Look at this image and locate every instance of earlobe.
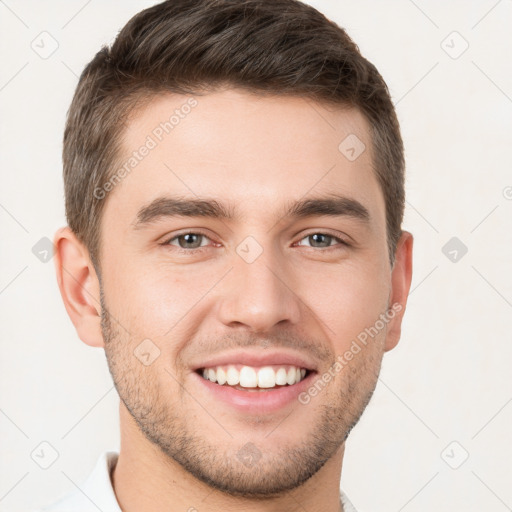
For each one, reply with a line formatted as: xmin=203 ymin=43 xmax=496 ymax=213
xmin=53 ymin=226 xmax=105 ymax=348
xmin=384 ymin=230 xmax=414 ymax=352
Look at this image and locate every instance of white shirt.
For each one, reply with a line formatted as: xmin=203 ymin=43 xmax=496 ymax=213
xmin=33 ymin=451 xmax=121 ymax=512
xmin=34 ymin=451 xmax=357 ymax=512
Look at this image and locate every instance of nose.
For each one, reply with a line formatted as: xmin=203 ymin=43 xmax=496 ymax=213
xmin=216 ymin=242 xmax=301 ymax=332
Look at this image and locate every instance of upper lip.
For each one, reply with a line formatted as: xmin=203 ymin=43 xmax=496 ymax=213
xmin=192 ymin=350 xmax=318 ymax=372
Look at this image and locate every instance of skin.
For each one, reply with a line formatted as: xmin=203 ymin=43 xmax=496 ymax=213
xmin=54 ymin=88 xmax=413 ymax=512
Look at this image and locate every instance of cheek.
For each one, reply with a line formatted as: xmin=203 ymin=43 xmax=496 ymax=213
xmin=104 ymin=248 xmax=389 ymax=348
xmin=106 ymin=264 xmax=214 ymax=341
xmin=306 ymin=262 xmax=389 ymax=348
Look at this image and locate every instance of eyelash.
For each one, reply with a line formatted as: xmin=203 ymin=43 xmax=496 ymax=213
xmin=161 ymin=230 xmax=350 ymax=254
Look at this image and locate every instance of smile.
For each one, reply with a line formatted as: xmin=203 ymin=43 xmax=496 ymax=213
xmin=197 ymin=364 xmax=310 ymax=391
xmin=193 ymin=364 xmax=317 ymax=414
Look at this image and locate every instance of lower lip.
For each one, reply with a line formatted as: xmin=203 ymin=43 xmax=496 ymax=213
xmin=192 ymin=371 xmax=316 ymax=414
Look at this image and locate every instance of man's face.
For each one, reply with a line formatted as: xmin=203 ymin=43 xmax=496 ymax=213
xmin=98 ymin=89 xmax=402 ymax=496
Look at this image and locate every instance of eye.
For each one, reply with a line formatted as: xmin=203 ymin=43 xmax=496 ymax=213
xmin=295 ymin=232 xmax=349 ymax=249
xmin=163 ymin=231 xmax=213 ymax=250
xmin=160 ymin=230 xmax=349 ymax=254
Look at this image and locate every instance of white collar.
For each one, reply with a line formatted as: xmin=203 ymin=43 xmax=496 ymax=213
xmin=35 ymin=451 xmax=121 ymax=512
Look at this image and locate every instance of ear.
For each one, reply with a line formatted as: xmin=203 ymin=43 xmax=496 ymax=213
xmin=384 ymin=230 xmax=413 ymax=352
xmin=53 ymin=226 xmax=104 ymax=348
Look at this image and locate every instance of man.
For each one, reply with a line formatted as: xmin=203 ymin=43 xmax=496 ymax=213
xmin=41 ymin=0 xmax=413 ymax=510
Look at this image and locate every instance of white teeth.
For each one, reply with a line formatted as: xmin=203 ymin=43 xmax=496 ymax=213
xmin=286 ymin=367 xmax=296 ymax=385
xmin=240 ymin=366 xmax=258 ymax=387
xmin=226 ymin=365 xmax=240 ymax=386
xmin=257 ymin=366 xmax=276 ymax=388
xmin=200 ymin=364 xmax=308 ymax=389
xmin=216 ymin=367 xmax=227 ymax=385
xmin=275 ymin=368 xmax=288 ymax=385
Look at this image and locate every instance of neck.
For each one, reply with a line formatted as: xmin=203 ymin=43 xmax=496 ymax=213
xmin=112 ymin=403 xmax=347 ymax=512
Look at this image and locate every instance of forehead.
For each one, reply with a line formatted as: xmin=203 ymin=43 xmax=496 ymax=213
xmin=104 ymin=88 xmax=385 ymax=232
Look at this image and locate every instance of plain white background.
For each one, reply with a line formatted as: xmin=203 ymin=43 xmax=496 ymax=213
xmin=1 ymin=1 xmax=511 ymax=511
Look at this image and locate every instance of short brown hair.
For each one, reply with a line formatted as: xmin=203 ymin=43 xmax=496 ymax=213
xmin=63 ymin=0 xmax=405 ymax=273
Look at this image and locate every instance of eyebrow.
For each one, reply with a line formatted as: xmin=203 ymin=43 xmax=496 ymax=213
xmin=132 ymin=193 xmax=371 ymax=229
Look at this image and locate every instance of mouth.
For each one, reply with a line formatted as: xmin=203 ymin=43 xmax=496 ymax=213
xmin=195 ymin=364 xmax=313 ymax=392
xmin=192 ymin=358 xmax=318 ymax=414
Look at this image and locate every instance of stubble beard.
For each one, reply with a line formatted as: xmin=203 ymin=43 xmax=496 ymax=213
xmin=100 ymin=291 xmax=381 ymax=498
